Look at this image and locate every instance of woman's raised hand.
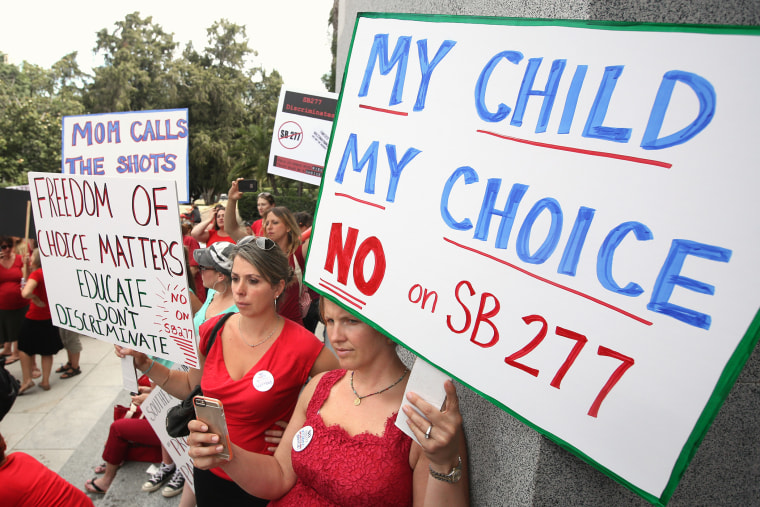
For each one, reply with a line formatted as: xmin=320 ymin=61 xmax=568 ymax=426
xmin=402 ymin=380 xmax=464 ymax=470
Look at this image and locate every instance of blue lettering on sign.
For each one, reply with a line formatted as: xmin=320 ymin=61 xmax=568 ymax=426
xmin=474 ymin=51 xmax=523 ymax=122
xmin=385 ymin=144 xmax=421 ymax=202
xmin=582 ymin=65 xmax=632 ymax=143
xmin=558 ymin=65 xmax=588 ymax=135
xmin=71 ymin=121 xmax=121 ymax=146
xmin=335 ymin=134 xmax=419 ymax=202
xmin=440 ymin=166 xmax=479 ymax=231
xmin=474 ymin=181 xmax=529 ymax=250
xmin=335 ymin=133 xmax=380 ymax=194
xmin=414 ymin=39 xmax=457 ymax=111
xmin=510 ymin=58 xmax=567 ymax=133
xmin=470 ymin=54 xmax=715 ymax=149
xmin=597 ymin=221 xmax=653 ymax=296
xmin=640 ymin=71 xmax=716 ymax=150
xmin=647 ymin=240 xmax=731 ymax=329
xmin=439 ymin=166 xmax=733 ymax=329
xmin=516 ymin=198 xmax=563 ymax=264
xmin=358 ymin=34 xmax=412 ymax=106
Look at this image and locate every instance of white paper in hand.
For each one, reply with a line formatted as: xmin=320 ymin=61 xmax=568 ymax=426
xmin=395 ymin=358 xmax=450 ymax=446
xmin=121 ymin=356 xmax=139 ymax=393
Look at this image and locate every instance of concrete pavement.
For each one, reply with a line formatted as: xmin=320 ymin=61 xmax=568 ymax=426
xmin=2 ymin=336 xmax=182 ymax=506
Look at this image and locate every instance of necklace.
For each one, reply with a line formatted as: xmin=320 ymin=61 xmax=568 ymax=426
xmin=238 ymin=315 xmax=280 ymax=348
xmin=350 ymin=368 xmax=409 ymax=406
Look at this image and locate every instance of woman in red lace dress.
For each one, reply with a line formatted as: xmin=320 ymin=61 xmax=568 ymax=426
xmin=188 ymin=298 xmax=470 ymax=506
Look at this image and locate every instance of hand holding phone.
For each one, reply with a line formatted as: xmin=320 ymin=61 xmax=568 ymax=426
xmin=193 ymin=396 xmax=233 ymax=460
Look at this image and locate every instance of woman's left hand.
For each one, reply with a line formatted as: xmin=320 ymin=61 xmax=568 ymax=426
xmin=264 ymin=420 xmax=288 ymax=453
xmin=402 ymin=379 xmax=464 ymax=469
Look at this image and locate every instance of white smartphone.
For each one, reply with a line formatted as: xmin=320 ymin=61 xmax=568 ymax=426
xmin=193 ymin=396 xmax=232 ymax=460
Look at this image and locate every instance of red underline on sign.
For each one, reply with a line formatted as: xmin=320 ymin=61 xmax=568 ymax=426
xmin=335 ymin=193 xmax=386 ymax=210
xmin=319 ymin=278 xmax=366 ymax=310
xmin=359 ymin=104 xmax=409 ymax=116
xmin=476 ymin=130 xmax=672 ymax=169
xmin=443 ymin=237 xmax=653 ymax=326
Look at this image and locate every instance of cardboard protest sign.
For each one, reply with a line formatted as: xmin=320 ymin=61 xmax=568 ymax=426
xmin=0 ymin=188 xmax=35 ymax=238
xmin=268 ymin=88 xmax=338 ymax=185
xmin=61 ymin=109 xmax=190 ymax=203
xmin=28 ymin=172 xmax=199 ymax=368
xmin=304 ymin=14 xmax=760 ymax=505
xmin=143 ymin=384 xmax=194 ymax=491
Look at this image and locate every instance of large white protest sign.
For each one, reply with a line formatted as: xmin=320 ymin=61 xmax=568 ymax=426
xmin=28 ymin=172 xmax=199 ymax=368
xmin=304 ymin=15 xmax=760 ymax=505
xmin=268 ymin=88 xmax=338 ymax=185
xmin=62 ymin=109 xmax=190 ymax=203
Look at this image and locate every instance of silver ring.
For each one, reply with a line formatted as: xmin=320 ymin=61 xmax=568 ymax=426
xmin=425 ymin=424 xmax=433 ymax=439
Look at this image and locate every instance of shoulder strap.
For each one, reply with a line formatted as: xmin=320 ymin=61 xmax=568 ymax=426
xmin=204 ymin=312 xmax=234 ymax=355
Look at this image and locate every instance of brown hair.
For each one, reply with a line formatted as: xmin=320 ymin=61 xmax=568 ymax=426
xmin=266 ymin=207 xmax=301 ymax=257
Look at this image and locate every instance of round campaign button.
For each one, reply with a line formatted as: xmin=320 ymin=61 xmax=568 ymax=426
xmin=252 ymin=370 xmax=274 ymax=392
xmin=292 ymin=426 xmax=314 ymax=452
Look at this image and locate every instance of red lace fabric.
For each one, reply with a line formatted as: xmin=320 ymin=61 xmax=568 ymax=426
xmin=270 ymin=369 xmax=414 ymax=506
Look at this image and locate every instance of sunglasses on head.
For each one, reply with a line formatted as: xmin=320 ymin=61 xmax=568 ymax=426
xmin=198 ymin=265 xmax=214 ymax=272
xmin=238 ymin=236 xmax=276 ymax=251
xmin=258 ymin=192 xmax=272 ymax=198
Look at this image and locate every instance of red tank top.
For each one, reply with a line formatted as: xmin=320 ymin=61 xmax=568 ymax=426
xmin=271 ymin=370 xmax=414 ymax=506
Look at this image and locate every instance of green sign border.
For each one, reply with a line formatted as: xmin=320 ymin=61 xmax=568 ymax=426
xmin=305 ymin=13 xmax=760 ymax=506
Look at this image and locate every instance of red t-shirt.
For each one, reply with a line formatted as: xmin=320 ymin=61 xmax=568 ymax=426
xmin=0 ymin=255 xmax=26 ymax=310
xmin=183 ymin=235 xmax=206 ymax=302
xmin=205 ymin=229 xmax=234 ymax=247
xmin=252 ymin=218 xmax=264 ymax=236
xmin=25 ymin=268 xmax=50 ymax=320
xmin=0 ymin=452 xmax=94 ymax=507
xmin=199 ymin=315 xmax=323 ymax=481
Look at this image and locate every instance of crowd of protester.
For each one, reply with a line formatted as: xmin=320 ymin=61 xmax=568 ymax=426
xmin=0 ymin=180 xmax=471 ymax=506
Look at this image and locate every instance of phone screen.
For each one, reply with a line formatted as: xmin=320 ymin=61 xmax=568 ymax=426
xmin=193 ymin=396 xmax=232 ymax=459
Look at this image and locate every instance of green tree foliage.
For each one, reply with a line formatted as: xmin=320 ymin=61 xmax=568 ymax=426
xmin=85 ymin=12 xmax=179 ymax=113
xmin=0 ymin=52 xmax=85 ymax=184
xmin=0 ymin=9 xmax=332 ymax=199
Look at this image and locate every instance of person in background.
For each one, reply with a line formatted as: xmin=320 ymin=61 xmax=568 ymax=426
xmin=17 ymin=249 xmax=62 ymax=394
xmin=192 ymin=242 xmax=238 ymax=332
xmin=55 ymin=328 xmax=84 ymax=379
xmin=293 ymin=211 xmax=312 ymax=232
xmin=292 ymin=211 xmax=320 ymax=332
xmin=192 ymin=205 xmax=233 ymax=247
xmin=1 ymin=432 xmax=94 ymax=506
xmin=223 ymin=178 xmax=258 ymax=241
xmin=83 ymin=379 xmax=183 ymax=496
xmin=182 ymin=220 xmax=206 ymax=304
xmin=265 ymin=207 xmax=310 ymax=327
xmin=188 ymin=297 xmax=469 ymax=506
xmin=182 ymin=203 xmax=201 ymax=224
xmin=253 ymin=191 xmax=276 ymax=236
xmin=117 ymin=237 xmax=338 ymax=506
xmin=0 ymin=236 xmax=27 ymax=365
